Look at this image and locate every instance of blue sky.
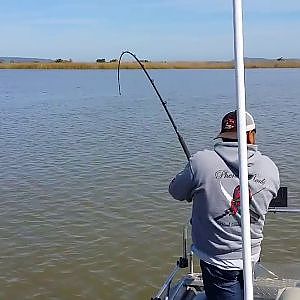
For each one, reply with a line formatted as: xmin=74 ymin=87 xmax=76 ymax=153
xmin=1 ymin=0 xmax=299 ymax=61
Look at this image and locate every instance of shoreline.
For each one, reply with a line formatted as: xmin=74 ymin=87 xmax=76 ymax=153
xmin=1 ymin=60 xmax=300 ymax=70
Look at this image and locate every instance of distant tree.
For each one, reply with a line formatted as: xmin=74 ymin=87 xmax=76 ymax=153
xmin=55 ymin=58 xmax=72 ymax=63
xmin=109 ymin=59 xmax=118 ymax=63
xmin=96 ymin=58 xmax=106 ymax=63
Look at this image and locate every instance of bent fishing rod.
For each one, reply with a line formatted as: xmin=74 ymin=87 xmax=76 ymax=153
xmin=117 ymin=51 xmax=191 ymax=161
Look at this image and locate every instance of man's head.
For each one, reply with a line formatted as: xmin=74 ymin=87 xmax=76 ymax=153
xmin=216 ymin=110 xmax=256 ymax=144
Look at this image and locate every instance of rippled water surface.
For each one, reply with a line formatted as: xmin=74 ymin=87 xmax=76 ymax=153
xmin=0 ymin=69 xmax=299 ymax=299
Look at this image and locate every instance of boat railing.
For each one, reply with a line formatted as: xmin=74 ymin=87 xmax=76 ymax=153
xmin=151 ymin=224 xmax=191 ymax=300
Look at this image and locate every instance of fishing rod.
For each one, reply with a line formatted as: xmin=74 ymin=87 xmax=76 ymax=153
xmin=117 ymin=50 xmax=191 ymax=161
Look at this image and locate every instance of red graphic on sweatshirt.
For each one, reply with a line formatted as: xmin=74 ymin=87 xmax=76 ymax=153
xmin=230 ymin=186 xmax=241 ymax=215
xmin=214 ymin=183 xmax=264 ymax=225
xmin=230 ymin=185 xmax=253 ymax=215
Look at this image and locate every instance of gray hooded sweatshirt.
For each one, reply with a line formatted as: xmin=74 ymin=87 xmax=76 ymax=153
xmin=169 ymin=142 xmax=280 ymax=267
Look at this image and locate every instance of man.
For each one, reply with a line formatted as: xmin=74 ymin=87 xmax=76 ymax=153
xmin=169 ymin=111 xmax=280 ymax=300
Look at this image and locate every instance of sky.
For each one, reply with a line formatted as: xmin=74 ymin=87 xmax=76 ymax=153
xmin=0 ymin=0 xmax=300 ymax=61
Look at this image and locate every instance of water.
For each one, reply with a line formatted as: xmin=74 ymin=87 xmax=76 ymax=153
xmin=0 ymin=69 xmax=299 ymax=299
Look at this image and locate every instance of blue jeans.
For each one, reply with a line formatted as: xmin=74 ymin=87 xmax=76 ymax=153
xmin=200 ymin=260 xmax=244 ymax=300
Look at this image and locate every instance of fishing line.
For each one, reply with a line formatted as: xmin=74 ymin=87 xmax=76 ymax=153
xmin=117 ymin=50 xmax=191 ymax=160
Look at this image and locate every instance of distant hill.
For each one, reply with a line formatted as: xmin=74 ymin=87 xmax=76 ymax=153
xmin=244 ymin=57 xmax=273 ymax=62
xmin=245 ymin=57 xmax=300 ymax=61
xmin=0 ymin=57 xmax=53 ymax=63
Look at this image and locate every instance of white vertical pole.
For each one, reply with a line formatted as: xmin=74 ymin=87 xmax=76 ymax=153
xmin=232 ymin=1 xmax=254 ymax=300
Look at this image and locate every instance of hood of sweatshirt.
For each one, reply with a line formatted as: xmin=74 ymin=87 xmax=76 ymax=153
xmin=214 ymin=142 xmax=259 ymax=177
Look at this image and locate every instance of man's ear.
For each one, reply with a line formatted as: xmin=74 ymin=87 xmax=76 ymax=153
xmin=247 ymin=131 xmax=256 ymax=144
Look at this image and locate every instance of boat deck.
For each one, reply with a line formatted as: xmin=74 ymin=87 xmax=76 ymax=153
xmin=164 ymin=272 xmax=300 ymax=300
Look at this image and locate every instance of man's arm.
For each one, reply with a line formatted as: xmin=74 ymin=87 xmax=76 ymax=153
xmin=169 ymin=162 xmax=195 ymax=201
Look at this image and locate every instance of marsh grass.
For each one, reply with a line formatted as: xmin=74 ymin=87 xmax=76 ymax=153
xmin=1 ymin=60 xmax=300 ymax=70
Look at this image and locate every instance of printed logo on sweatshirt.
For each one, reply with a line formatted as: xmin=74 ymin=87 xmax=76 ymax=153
xmin=214 ymin=183 xmax=263 ymax=226
xmin=215 ymin=170 xmax=266 ymax=185
xmin=249 ymin=174 xmax=266 ymax=185
xmin=215 ymin=170 xmax=237 ymax=179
